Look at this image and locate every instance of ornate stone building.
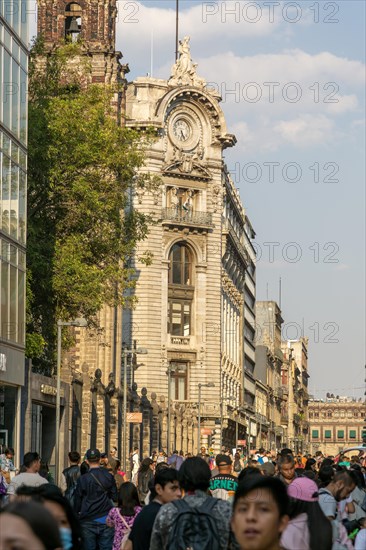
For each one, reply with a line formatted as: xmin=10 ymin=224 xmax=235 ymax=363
xmin=309 ymin=397 xmax=366 ymax=456
xmin=123 ymin=37 xmax=256 ymax=456
xmin=30 ymin=0 xmax=128 ymax=472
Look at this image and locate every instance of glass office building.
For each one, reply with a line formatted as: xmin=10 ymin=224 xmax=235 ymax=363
xmin=0 ymin=0 xmax=28 ymax=462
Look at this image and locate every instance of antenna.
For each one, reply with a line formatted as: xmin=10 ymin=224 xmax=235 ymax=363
xmin=279 ymin=276 xmax=282 ymax=309
xmin=175 ymin=0 xmax=179 ymax=61
xmin=150 ymin=28 xmax=154 ymax=77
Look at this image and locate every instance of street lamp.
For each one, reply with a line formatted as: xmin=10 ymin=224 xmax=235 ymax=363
xmin=56 ymin=318 xmax=87 ymax=485
xmin=121 ymin=346 xmax=148 ymax=473
xmin=197 ymin=382 xmax=215 ymax=454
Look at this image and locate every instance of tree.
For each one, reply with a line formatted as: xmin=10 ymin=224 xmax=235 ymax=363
xmin=26 ymin=40 xmax=159 ymax=373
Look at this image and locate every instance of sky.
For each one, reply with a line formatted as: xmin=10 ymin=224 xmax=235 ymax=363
xmin=29 ymin=1 xmax=366 ymax=399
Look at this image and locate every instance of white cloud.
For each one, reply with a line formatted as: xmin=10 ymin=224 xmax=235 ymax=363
xmin=274 ymin=115 xmax=336 ymax=148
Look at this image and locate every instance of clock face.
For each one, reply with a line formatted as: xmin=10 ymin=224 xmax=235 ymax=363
xmin=173 ymin=119 xmax=191 ymax=142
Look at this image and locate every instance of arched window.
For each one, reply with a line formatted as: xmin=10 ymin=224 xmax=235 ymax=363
xmin=168 ymin=243 xmax=194 ymax=337
xmin=169 ymin=243 xmax=191 ymax=285
xmin=65 ymin=3 xmax=82 ymax=42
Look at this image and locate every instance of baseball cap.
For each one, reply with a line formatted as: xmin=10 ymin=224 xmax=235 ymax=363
xmin=100 ymin=452 xmax=108 ymax=458
xmin=287 ymin=477 xmax=319 ymax=502
xmin=86 ymin=449 xmax=101 ymax=460
xmin=216 ymin=454 xmax=232 ymax=466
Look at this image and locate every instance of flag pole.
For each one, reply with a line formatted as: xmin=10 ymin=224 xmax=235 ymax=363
xmin=175 ymin=0 xmax=179 ymax=60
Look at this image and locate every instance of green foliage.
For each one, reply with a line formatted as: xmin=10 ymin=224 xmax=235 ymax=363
xmin=27 ymin=38 xmax=159 ymax=372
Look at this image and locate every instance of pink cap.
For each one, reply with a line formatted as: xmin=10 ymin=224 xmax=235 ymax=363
xmin=287 ymin=477 xmax=319 ymax=502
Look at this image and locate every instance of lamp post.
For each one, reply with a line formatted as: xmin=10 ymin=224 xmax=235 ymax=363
xmin=197 ymin=382 xmax=215 ymax=454
xmin=56 ymin=318 xmax=87 ymax=485
xmin=121 ymin=346 xmax=148 ymax=473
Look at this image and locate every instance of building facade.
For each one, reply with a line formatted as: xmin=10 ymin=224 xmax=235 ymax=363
xmin=255 ymin=301 xmax=286 ymax=449
xmin=309 ymin=397 xmax=366 ymax=456
xmin=123 ymin=39 xmax=256 ymax=456
xmin=0 ymin=0 xmax=28 ymax=466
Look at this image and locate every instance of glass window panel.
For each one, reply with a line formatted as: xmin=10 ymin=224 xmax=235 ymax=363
xmin=4 ymin=27 xmax=11 ymax=49
xmin=0 ymin=49 xmax=2 ymax=124
xmin=324 ymin=430 xmax=331 ymax=438
xmin=11 ymin=59 xmax=19 ymax=136
xmin=2 ymin=134 xmax=10 ymax=156
xmin=18 ymin=250 xmax=25 ymax=268
xmin=10 ymin=162 xmax=18 ymax=239
xmin=2 ymin=155 xmax=11 ymax=233
xmin=177 ymin=377 xmax=186 ymax=400
xmin=19 ymin=68 xmax=27 ymax=144
xmin=19 ymin=148 xmax=26 ymax=169
xmin=9 ymin=244 xmax=16 ymax=264
xmin=10 ymin=142 xmax=18 ymax=163
xmin=12 ymin=40 xmax=20 ymax=62
xmin=12 ymin=0 xmax=20 ymax=36
xmin=18 ymin=169 xmax=26 ymax=243
xmin=337 ymin=430 xmax=344 ymax=438
xmin=183 ymin=304 xmax=190 ymax=336
xmin=311 ymin=430 xmax=318 ymax=438
xmin=20 ymin=1 xmax=28 ymax=44
xmin=1 ymin=261 xmax=9 ymax=338
xmin=3 ymin=50 xmax=11 ymax=129
xmin=9 ymin=265 xmax=17 ymax=341
xmin=172 ymin=261 xmax=181 ymax=284
xmin=20 ymin=47 xmax=27 ymax=71
xmin=0 ymin=385 xmax=18 ymax=449
xmin=172 ymin=245 xmax=181 ymax=262
xmin=349 ymin=430 xmax=356 ymax=438
xmin=18 ymin=269 xmax=24 ymax=343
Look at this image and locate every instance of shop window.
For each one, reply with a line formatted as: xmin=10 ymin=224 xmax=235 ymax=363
xmin=0 ymin=384 xmax=18 ymax=452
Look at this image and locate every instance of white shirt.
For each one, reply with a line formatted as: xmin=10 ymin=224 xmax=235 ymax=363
xmin=7 ymin=472 xmax=48 ymax=495
xmin=355 ymin=529 xmax=366 ymax=550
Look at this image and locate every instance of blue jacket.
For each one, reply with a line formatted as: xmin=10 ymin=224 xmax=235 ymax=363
xmin=73 ymin=467 xmax=118 ymax=521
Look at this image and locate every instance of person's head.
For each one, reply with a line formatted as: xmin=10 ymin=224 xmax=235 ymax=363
xmin=328 ymin=470 xmax=356 ymax=501
xmin=280 ymin=448 xmax=293 ymax=457
xmin=172 ymin=449 xmax=178 ymax=455
xmin=231 ymin=476 xmax=289 ymax=550
xmin=85 ymin=449 xmax=101 ymax=465
xmin=68 ymin=451 xmax=80 ymax=465
xmin=287 ymin=477 xmax=332 ymax=550
xmin=23 ymin=452 xmax=41 ymax=473
xmin=200 ymin=446 xmax=207 ymax=455
xmin=318 ymin=465 xmax=335 ymax=487
xmin=278 ymin=454 xmax=296 ymax=483
xmin=216 ymin=454 xmax=232 ymax=474
xmin=110 ymin=446 xmax=117 ymax=458
xmin=155 ymin=461 xmax=170 ymax=474
xmin=35 ymin=484 xmax=82 ymax=550
xmin=305 ymin=458 xmax=317 ymax=471
xmin=321 ymin=457 xmax=334 ymax=468
xmin=0 ymin=501 xmax=62 ymax=550
xmin=100 ymin=452 xmax=108 ymax=465
xmin=349 ymin=467 xmax=366 ymax=489
xmin=4 ymin=447 xmax=14 ymax=459
xmin=258 ymin=448 xmax=265 ymax=455
xmin=139 ymin=457 xmax=154 ymax=473
xmin=151 ymin=467 xmax=181 ymax=504
xmin=118 ymin=482 xmax=140 ymax=516
xmin=260 ymin=463 xmax=275 ymax=477
xmin=238 ymin=467 xmax=263 ymax=483
xmin=179 ymin=457 xmax=211 ymax=492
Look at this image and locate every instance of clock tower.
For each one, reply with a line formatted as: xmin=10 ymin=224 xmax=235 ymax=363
xmin=37 ymin=0 xmax=128 ymax=84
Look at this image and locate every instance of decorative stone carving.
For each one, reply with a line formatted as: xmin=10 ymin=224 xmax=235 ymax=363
xmin=163 ymin=146 xmax=210 ymax=179
xmin=169 ymin=36 xmax=206 ymax=89
xmin=211 ymin=184 xmax=222 ymax=213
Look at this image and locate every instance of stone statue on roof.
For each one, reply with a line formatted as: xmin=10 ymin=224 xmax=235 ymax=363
xmin=169 ymin=36 xmax=206 ymax=88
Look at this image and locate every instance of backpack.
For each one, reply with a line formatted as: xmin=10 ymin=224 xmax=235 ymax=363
xmin=118 ymin=511 xmax=131 ymax=550
xmin=257 ymin=456 xmax=264 ymax=465
xmin=166 ymin=497 xmax=220 ymax=550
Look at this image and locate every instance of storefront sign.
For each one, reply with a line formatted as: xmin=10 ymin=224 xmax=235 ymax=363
xmin=237 ymin=439 xmax=246 ymax=445
xmin=40 ymin=384 xmax=64 ymax=397
xmin=201 ymin=428 xmax=213 ymax=435
xmin=126 ymin=412 xmax=142 ymax=423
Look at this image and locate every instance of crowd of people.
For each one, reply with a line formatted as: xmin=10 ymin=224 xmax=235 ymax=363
xmin=0 ymin=444 xmax=366 ymax=549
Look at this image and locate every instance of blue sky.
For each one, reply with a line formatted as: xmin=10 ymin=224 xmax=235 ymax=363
xmin=30 ymin=1 xmax=365 ymax=397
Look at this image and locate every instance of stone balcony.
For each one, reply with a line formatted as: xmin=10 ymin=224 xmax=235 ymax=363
xmin=161 ymin=207 xmax=213 ymax=229
xmin=170 ymin=335 xmax=191 ymax=346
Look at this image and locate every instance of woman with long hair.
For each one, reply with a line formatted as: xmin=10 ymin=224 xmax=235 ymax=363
xmin=136 ymin=458 xmax=154 ymax=503
xmin=106 ymin=482 xmax=141 ymax=550
xmin=281 ymin=477 xmax=332 ymax=550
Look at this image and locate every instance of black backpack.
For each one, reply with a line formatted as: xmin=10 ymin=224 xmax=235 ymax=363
xmin=166 ymin=497 xmax=221 ymax=550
